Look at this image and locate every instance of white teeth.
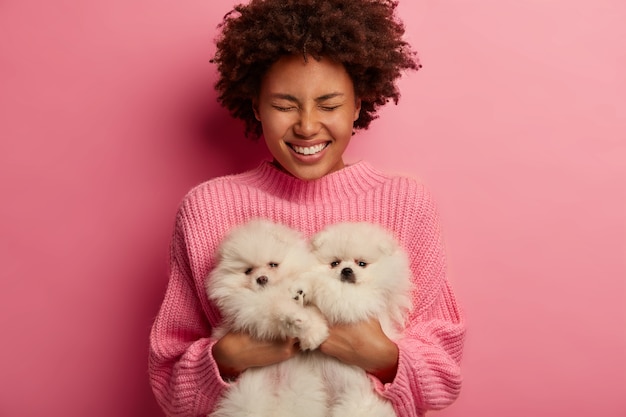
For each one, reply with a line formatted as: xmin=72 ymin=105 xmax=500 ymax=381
xmin=292 ymin=143 xmax=327 ymax=155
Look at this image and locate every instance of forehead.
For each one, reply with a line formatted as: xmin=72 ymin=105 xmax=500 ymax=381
xmin=260 ymin=55 xmax=355 ymax=97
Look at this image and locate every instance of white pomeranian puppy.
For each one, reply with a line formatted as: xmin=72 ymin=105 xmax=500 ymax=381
xmin=206 ymin=219 xmax=329 ymax=417
xmin=306 ymin=221 xmax=413 ymax=417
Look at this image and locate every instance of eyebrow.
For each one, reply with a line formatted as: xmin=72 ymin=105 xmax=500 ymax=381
xmin=270 ymin=92 xmax=345 ymax=104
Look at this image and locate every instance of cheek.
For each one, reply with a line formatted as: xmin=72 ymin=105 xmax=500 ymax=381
xmin=327 ymin=113 xmax=356 ymax=136
xmin=260 ymin=113 xmax=293 ymax=136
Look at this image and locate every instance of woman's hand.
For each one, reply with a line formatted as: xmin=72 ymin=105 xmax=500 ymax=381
xmin=212 ymin=332 xmax=300 ymax=380
xmin=319 ymin=318 xmax=399 ymax=383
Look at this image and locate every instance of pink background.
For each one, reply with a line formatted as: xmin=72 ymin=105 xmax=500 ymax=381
xmin=1 ymin=0 xmax=624 ymax=416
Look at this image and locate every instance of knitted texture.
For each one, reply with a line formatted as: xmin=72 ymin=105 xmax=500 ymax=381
xmin=149 ymin=161 xmax=465 ymax=417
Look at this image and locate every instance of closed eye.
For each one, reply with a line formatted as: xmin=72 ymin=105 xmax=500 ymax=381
xmin=244 ymin=267 xmax=253 ymax=275
xmin=272 ymin=105 xmax=295 ymax=112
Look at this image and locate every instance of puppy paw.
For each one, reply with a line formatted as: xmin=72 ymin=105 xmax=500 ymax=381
xmin=277 ymin=307 xmax=308 ymax=336
xmin=296 ymin=309 xmax=329 ymax=351
xmin=289 ymin=277 xmax=314 ymax=307
xmin=292 ymin=289 xmax=306 ymax=307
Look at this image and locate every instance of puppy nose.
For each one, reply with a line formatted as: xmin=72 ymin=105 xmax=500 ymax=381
xmin=340 ymin=267 xmax=355 ymax=283
xmin=256 ymin=275 xmax=268 ymax=286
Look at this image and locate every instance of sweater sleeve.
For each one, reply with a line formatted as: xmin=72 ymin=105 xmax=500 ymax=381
xmin=148 ymin=214 xmax=229 ymax=417
xmin=373 ymin=184 xmax=465 ymax=416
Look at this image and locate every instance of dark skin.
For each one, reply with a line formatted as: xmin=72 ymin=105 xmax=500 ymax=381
xmin=212 ymin=317 xmax=399 ymax=383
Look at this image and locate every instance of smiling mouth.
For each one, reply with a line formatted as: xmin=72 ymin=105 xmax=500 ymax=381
xmin=289 ymin=142 xmax=329 ymax=156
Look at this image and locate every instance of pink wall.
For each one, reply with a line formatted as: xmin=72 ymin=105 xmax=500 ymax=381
xmin=1 ymin=1 xmax=624 ymax=416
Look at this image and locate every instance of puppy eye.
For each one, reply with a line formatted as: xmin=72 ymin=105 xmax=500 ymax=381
xmin=330 ymin=260 xmax=340 ymax=268
xmin=357 ymin=261 xmax=367 ymax=268
xmin=244 ymin=268 xmax=253 ymax=275
xmin=268 ymin=262 xmax=279 ymax=268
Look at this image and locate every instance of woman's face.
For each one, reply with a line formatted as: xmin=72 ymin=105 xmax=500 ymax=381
xmin=253 ymin=55 xmax=361 ymax=181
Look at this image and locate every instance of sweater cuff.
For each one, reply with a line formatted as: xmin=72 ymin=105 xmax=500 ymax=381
xmin=186 ymin=338 xmax=233 ymax=413
xmin=373 ymin=340 xmax=462 ymax=412
xmin=206 ymin=337 xmax=237 ymax=386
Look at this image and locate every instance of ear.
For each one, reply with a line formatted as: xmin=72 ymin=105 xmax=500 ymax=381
xmin=252 ymin=99 xmax=261 ymax=121
xmin=353 ymin=98 xmax=362 ymax=122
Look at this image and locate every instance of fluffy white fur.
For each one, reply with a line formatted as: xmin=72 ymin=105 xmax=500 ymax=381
xmin=206 ymin=219 xmax=329 ymax=417
xmin=206 ymin=220 xmax=412 ymax=417
xmin=305 ymin=221 xmax=413 ymax=417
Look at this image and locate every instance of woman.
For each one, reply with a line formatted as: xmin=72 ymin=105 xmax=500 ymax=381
xmin=149 ymin=1 xmax=465 ymax=416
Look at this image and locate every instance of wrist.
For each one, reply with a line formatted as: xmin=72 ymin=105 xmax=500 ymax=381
xmin=367 ymin=340 xmax=399 ymax=384
xmin=212 ymin=335 xmax=245 ymax=379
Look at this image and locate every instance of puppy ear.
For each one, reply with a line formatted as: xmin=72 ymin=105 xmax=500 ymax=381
xmin=309 ymin=231 xmax=326 ymax=252
xmin=377 ymin=235 xmax=397 ymax=256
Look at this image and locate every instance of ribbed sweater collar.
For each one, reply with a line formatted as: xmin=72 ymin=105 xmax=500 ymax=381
xmin=237 ymin=160 xmax=390 ymax=204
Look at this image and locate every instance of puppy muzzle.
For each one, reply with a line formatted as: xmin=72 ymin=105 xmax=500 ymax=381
xmin=340 ymin=267 xmax=356 ymax=284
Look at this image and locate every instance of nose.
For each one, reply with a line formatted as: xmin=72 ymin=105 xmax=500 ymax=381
xmin=294 ymin=108 xmax=320 ymax=138
xmin=256 ymin=275 xmax=268 ymax=286
xmin=340 ymin=267 xmax=355 ymax=283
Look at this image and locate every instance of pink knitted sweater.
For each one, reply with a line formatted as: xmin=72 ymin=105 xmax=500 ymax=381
xmin=149 ymin=160 xmax=465 ymax=417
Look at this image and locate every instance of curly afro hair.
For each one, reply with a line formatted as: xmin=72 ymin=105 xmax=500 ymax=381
xmin=212 ymin=0 xmax=420 ymax=139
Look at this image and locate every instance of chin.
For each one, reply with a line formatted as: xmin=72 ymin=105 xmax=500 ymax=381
xmin=270 ymin=152 xmax=345 ymax=181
